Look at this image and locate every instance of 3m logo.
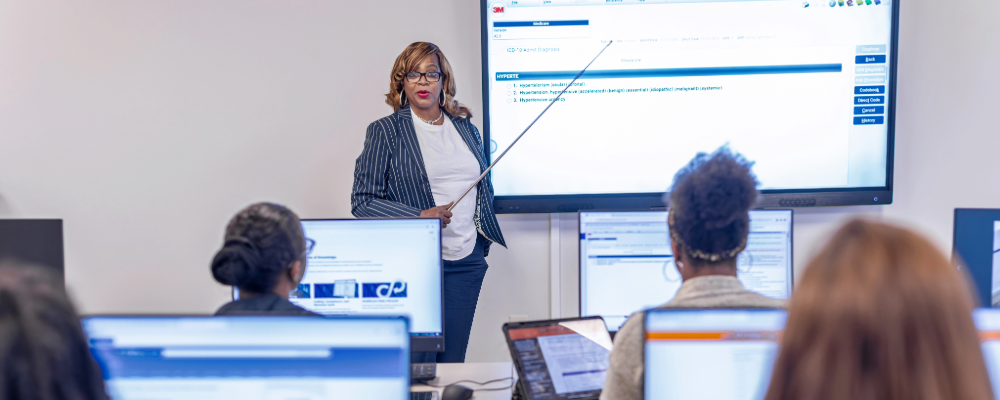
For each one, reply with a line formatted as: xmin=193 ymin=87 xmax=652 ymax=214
xmin=491 ymin=1 xmax=505 ymax=15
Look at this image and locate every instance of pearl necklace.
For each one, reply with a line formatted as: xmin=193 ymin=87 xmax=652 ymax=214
xmin=417 ymin=110 xmax=444 ymax=125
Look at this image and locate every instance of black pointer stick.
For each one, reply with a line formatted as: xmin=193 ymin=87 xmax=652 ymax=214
xmin=447 ymin=40 xmax=614 ymax=211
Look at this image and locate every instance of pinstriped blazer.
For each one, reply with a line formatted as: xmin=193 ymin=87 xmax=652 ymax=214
xmin=351 ymin=106 xmax=506 ymax=255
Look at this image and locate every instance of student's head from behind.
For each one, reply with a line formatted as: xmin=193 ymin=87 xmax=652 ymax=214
xmin=211 ymin=203 xmax=311 ymax=298
xmin=665 ymin=146 xmax=758 ymax=279
xmin=764 ymin=219 xmax=993 ymax=400
xmin=0 ymin=261 xmax=108 ymax=400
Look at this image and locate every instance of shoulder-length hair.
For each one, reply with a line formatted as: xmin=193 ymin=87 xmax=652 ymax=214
xmin=385 ymin=42 xmax=472 ymax=118
xmin=764 ymin=219 xmax=993 ymax=400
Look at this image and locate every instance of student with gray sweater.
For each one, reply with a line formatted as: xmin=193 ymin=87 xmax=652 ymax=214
xmin=600 ymin=147 xmax=785 ymax=400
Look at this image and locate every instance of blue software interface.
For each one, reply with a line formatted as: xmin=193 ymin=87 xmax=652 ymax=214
xmin=644 ymin=309 xmax=787 ymax=400
xmin=236 ymin=219 xmax=443 ymax=337
xmin=485 ymin=0 xmax=894 ymax=196
xmin=580 ymin=210 xmax=792 ymax=331
xmin=83 ymin=316 xmax=410 ymax=400
xmin=974 ymin=309 xmax=1000 ymax=400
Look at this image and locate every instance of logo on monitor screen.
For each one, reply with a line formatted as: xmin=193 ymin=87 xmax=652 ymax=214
xmin=363 ymin=282 xmax=408 ymax=298
xmin=491 ymin=1 xmax=505 ymax=16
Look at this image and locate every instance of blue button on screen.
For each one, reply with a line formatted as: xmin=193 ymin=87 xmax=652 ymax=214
xmin=855 ymin=55 xmax=887 ymax=64
xmin=854 ymin=96 xmax=885 ymax=104
xmin=854 ymin=106 xmax=884 ymax=115
xmin=853 ymin=116 xmax=885 ymax=125
xmin=854 ymin=86 xmax=885 ymax=94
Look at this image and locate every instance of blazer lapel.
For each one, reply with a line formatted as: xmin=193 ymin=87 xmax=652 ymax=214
xmin=395 ymin=106 xmax=431 ymax=180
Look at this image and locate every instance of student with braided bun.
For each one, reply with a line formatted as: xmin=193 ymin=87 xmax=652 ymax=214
xmin=599 ymin=147 xmax=784 ymax=400
xmin=212 ymin=202 xmax=319 ymax=316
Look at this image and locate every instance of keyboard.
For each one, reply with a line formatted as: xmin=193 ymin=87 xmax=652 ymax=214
xmin=411 ymin=362 xmax=437 ymax=381
xmin=410 ymin=392 xmax=437 ymax=400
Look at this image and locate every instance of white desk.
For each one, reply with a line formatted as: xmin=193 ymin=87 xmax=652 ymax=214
xmin=411 ymin=362 xmax=517 ymax=400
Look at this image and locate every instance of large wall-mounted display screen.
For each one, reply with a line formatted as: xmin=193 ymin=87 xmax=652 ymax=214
xmin=481 ymin=0 xmax=898 ymax=212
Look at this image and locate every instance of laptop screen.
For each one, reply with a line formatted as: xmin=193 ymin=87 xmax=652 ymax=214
xmin=974 ymin=308 xmax=1000 ymax=399
xmin=505 ymin=318 xmax=613 ymax=400
xmin=644 ymin=309 xmax=787 ymax=400
xmin=580 ymin=210 xmax=793 ymax=331
xmin=83 ymin=316 xmax=410 ymax=400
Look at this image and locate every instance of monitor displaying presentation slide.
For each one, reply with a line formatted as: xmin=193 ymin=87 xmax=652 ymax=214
xmin=580 ymin=210 xmax=792 ymax=332
xmin=953 ymin=209 xmax=1000 ymax=307
xmin=83 ymin=316 xmax=410 ymax=400
xmin=644 ymin=309 xmax=787 ymax=400
xmin=482 ymin=0 xmax=897 ymax=212
xmin=233 ymin=218 xmax=444 ymax=351
xmin=974 ymin=309 xmax=1000 ymax=400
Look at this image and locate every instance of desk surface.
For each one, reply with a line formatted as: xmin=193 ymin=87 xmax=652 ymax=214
xmin=411 ymin=362 xmax=516 ymax=400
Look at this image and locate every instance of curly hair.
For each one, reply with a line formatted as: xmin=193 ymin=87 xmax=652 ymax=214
xmin=211 ymin=203 xmax=306 ymax=294
xmin=384 ymin=42 xmax=472 ymax=117
xmin=0 ymin=261 xmax=109 ymax=400
xmin=665 ymin=146 xmax=759 ymax=263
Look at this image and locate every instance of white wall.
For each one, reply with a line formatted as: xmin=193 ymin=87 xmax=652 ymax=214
xmin=1 ymin=0 xmax=998 ymax=363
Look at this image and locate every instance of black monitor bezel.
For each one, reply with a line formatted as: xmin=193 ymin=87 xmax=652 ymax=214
xmin=233 ymin=217 xmax=445 ymax=353
xmin=479 ymin=0 xmax=899 ymax=213
xmin=577 ymin=208 xmax=795 ymax=332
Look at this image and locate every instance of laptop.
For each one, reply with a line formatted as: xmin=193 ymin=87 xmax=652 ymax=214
xmin=974 ymin=308 xmax=1000 ymax=399
xmin=83 ymin=316 xmax=410 ymax=400
xmin=644 ymin=309 xmax=787 ymax=400
xmin=503 ymin=316 xmax=613 ymax=400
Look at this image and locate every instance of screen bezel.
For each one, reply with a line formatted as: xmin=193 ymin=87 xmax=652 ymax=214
xmin=231 ymin=217 xmax=445 ymax=353
xmin=502 ymin=316 xmax=610 ymax=400
xmin=479 ymin=0 xmax=899 ymax=212
xmin=577 ymin=209 xmax=795 ymax=332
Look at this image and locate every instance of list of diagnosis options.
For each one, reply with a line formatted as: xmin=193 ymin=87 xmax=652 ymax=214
xmin=853 ymin=44 xmax=888 ymax=125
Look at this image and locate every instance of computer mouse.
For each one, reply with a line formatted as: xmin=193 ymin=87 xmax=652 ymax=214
xmin=441 ymin=384 xmax=474 ymax=400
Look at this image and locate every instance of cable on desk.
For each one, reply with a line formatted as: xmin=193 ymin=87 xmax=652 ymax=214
xmin=415 ymin=376 xmax=515 ymax=391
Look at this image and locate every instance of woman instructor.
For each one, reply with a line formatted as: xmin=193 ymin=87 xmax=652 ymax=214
xmin=351 ymin=42 xmax=506 ymax=363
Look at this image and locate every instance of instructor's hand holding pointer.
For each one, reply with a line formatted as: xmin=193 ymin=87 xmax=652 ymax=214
xmin=421 ymin=202 xmax=453 ymax=227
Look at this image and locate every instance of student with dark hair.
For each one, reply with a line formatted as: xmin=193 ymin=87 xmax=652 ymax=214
xmin=600 ymin=147 xmax=784 ymax=400
xmin=212 ymin=202 xmax=319 ymax=316
xmin=0 ymin=260 xmax=109 ymax=400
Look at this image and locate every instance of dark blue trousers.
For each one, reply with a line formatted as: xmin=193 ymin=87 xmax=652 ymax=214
xmin=415 ymin=234 xmax=489 ymax=363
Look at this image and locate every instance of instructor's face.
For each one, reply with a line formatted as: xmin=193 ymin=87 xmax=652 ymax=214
xmin=403 ymin=54 xmax=444 ymax=112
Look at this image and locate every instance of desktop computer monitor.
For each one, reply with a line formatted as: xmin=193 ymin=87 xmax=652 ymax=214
xmin=580 ymin=210 xmax=793 ymax=332
xmin=234 ymin=218 xmax=444 ymax=352
xmin=953 ymin=209 xmax=1000 ymax=307
xmin=644 ymin=309 xmax=787 ymax=400
xmin=82 ymin=316 xmax=410 ymax=400
xmin=974 ymin=308 xmax=1000 ymax=399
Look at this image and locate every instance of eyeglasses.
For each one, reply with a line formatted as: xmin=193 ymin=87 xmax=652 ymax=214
xmin=404 ymin=71 xmax=443 ymax=83
xmin=305 ymin=238 xmax=316 ymax=256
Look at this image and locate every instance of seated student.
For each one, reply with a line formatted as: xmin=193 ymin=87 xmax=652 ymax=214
xmin=0 ymin=261 xmax=109 ymax=400
xmin=764 ymin=219 xmax=993 ymax=400
xmin=212 ymin=202 xmax=319 ymax=316
xmin=601 ymin=147 xmax=784 ymax=400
